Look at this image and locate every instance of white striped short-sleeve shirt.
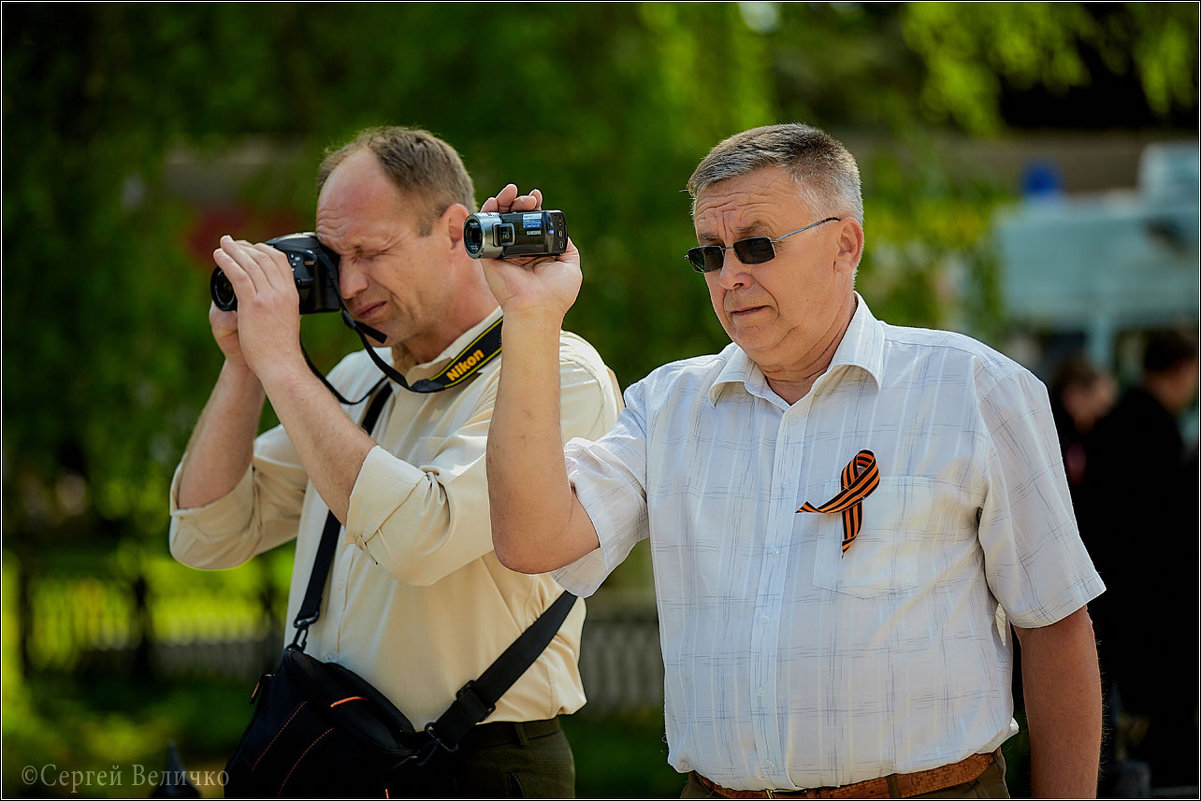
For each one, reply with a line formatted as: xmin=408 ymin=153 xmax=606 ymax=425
xmin=553 ymin=295 xmax=1103 ymax=791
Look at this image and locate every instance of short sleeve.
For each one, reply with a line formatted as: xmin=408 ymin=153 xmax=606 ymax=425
xmin=552 ymin=385 xmax=652 ymax=597
xmin=976 ymin=367 xmax=1105 ymax=627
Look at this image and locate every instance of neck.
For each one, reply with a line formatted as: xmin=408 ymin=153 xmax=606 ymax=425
xmin=393 ymin=262 xmax=499 ymax=369
xmin=760 ymin=294 xmax=857 ymax=405
xmin=391 ymin=299 xmax=499 ymax=372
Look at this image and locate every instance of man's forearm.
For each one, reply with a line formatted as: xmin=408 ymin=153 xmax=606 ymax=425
xmin=257 ymin=361 xmax=375 ymax=525
xmin=177 ymin=361 xmax=266 ymax=509
xmin=1015 ymin=606 xmax=1103 ymax=798
xmin=487 ymin=314 xmax=596 ymax=572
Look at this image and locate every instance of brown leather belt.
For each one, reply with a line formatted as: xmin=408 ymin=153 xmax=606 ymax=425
xmin=693 ymin=750 xmax=999 ymax=799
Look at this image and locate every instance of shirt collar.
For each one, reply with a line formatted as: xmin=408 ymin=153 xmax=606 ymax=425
xmin=707 ymin=292 xmax=884 ymax=405
xmin=709 ymin=345 xmax=762 ymax=405
xmin=826 ymin=292 xmax=884 ymax=387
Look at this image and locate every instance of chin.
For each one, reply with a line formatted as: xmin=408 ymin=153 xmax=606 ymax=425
xmin=727 ymin=323 xmax=767 ymax=347
xmin=729 ymin=328 xmax=783 ymax=359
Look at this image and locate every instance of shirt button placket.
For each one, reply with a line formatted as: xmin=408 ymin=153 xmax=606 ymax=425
xmin=329 ymin=541 xmax=353 ymax=654
xmin=750 ymin=411 xmax=804 ymax=786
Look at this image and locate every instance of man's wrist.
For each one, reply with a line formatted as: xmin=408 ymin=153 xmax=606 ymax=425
xmin=252 ymin=352 xmax=314 ymax=399
xmin=219 ymin=358 xmax=265 ymax=396
xmin=498 ymin=307 xmax=564 ymax=341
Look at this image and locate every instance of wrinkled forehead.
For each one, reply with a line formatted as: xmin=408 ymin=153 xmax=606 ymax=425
xmin=318 ymin=158 xmax=436 ymax=234
xmin=692 ymin=168 xmax=811 ymax=241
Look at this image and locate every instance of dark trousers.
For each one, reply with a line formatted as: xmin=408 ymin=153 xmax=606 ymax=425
xmin=387 ymin=718 xmax=575 ymax=798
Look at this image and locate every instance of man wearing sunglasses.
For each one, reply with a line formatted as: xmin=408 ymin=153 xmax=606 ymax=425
xmin=480 ymin=123 xmax=1104 ymax=798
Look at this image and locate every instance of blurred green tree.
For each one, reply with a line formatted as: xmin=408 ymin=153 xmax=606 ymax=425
xmin=902 ymin=2 xmax=1199 ymax=133
xmin=2 ymin=2 xmax=1195 ymax=557
xmin=2 ymin=3 xmax=1196 ymax=796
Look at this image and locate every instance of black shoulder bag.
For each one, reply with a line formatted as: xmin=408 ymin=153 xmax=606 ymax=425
xmin=223 ymin=384 xmax=578 ymax=797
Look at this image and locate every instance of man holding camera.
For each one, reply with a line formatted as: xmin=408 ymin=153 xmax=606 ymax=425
xmin=481 ymin=123 xmax=1104 ymax=798
xmin=169 ymin=126 xmax=622 ymax=797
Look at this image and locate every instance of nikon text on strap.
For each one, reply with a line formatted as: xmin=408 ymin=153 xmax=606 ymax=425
xmin=347 ymin=310 xmax=502 ymax=394
xmin=301 ymin=299 xmax=503 ymax=406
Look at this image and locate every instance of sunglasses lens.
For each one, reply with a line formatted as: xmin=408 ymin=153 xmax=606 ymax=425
xmin=733 ymin=237 xmax=775 ymax=265
xmin=686 ymin=246 xmax=723 ymax=272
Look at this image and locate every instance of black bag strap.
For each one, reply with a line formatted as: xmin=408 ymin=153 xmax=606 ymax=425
xmin=287 ymin=379 xmax=578 ymax=766
xmin=418 ymin=590 xmax=577 ymax=763
xmin=292 ymin=382 xmax=394 ymax=641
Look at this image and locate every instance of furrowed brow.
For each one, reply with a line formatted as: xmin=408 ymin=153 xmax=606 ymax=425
xmin=697 ymin=220 xmax=767 ymax=246
xmin=733 ymin=221 xmax=769 ymax=239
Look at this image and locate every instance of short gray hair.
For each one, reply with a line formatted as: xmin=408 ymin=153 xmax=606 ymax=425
xmin=686 ymin=123 xmax=863 ymax=224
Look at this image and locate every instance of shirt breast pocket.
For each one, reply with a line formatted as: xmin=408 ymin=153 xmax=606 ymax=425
xmin=810 ymin=476 xmax=937 ymax=598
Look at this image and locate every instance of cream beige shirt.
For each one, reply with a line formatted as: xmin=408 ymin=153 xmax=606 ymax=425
xmin=170 ymin=307 xmax=623 ymax=726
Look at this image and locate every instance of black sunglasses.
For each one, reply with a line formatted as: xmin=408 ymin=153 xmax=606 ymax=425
xmin=685 ymin=217 xmax=841 ymax=273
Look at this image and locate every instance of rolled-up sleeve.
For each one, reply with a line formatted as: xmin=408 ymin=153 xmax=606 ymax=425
xmin=168 ymin=424 xmax=310 ymax=569
xmin=344 ymin=439 xmax=480 ymax=586
xmin=345 ymin=341 xmax=623 ymax=588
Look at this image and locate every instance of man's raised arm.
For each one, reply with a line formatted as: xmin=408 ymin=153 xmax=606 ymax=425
xmin=176 ymin=294 xmax=269 ymax=510
xmin=479 ymin=185 xmax=602 ymax=573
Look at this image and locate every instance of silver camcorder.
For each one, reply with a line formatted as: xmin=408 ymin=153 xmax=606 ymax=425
xmin=463 ymin=210 xmax=568 ymax=259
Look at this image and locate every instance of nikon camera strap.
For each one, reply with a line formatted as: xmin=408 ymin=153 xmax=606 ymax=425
xmin=303 ymin=307 xmax=503 ymax=406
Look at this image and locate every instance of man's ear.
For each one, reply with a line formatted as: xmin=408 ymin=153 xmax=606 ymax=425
xmin=833 ymin=218 xmax=865 ymax=274
xmin=442 ymin=203 xmax=470 ymax=252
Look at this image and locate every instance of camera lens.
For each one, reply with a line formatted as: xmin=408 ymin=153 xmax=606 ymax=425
xmin=210 ymin=268 xmax=238 ymax=311
xmin=464 ymin=217 xmax=484 ymax=257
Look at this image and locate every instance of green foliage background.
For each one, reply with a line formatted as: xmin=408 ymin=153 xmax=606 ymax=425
xmin=5 ymin=2 xmax=1196 ymax=548
xmin=2 ymin=2 xmax=1196 ymax=797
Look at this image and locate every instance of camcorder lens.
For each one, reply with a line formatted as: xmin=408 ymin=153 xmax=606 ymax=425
xmin=464 ymin=218 xmax=484 ymax=256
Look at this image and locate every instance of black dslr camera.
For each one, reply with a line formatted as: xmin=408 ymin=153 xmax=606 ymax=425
xmin=210 ymin=233 xmax=342 ymax=314
xmin=463 ymin=210 xmax=567 ymax=259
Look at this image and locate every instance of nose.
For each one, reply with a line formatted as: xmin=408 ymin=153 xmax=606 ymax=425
xmin=338 ymin=256 xmax=369 ymax=300
xmin=714 ymin=250 xmax=750 ymax=290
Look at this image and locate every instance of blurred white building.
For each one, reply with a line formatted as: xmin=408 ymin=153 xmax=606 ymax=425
xmin=994 ymin=142 xmax=1199 ymax=380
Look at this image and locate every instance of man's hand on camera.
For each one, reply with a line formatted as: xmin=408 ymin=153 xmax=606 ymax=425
xmin=210 ymin=234 xmax=305 ymax=384
xmin=478 ymin=184 xmax=582 ymax=325
xmin=209 ymin=298 xmax=249 ymax=370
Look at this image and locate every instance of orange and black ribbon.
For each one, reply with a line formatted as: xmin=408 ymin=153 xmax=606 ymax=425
xmin=796 ymin=450 xmax=879 ymax=556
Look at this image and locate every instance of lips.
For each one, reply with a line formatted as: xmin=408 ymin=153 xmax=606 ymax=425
xmin=729 ymin=304 xmax=768 ymax=317
xmin=350 ymin=301 xmax=386 ymax=321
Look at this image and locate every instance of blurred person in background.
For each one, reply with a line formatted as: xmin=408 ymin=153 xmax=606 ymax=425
xmin=481 ymin=122 xmax=1104 ymax=799
xmin=1050 ymin=353 xmax=1117 ymax=504
xmin=1082 ymin=327 xmax=1199 ymax=793
xmin=168 ymin=125 xmax=622 ymax=797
